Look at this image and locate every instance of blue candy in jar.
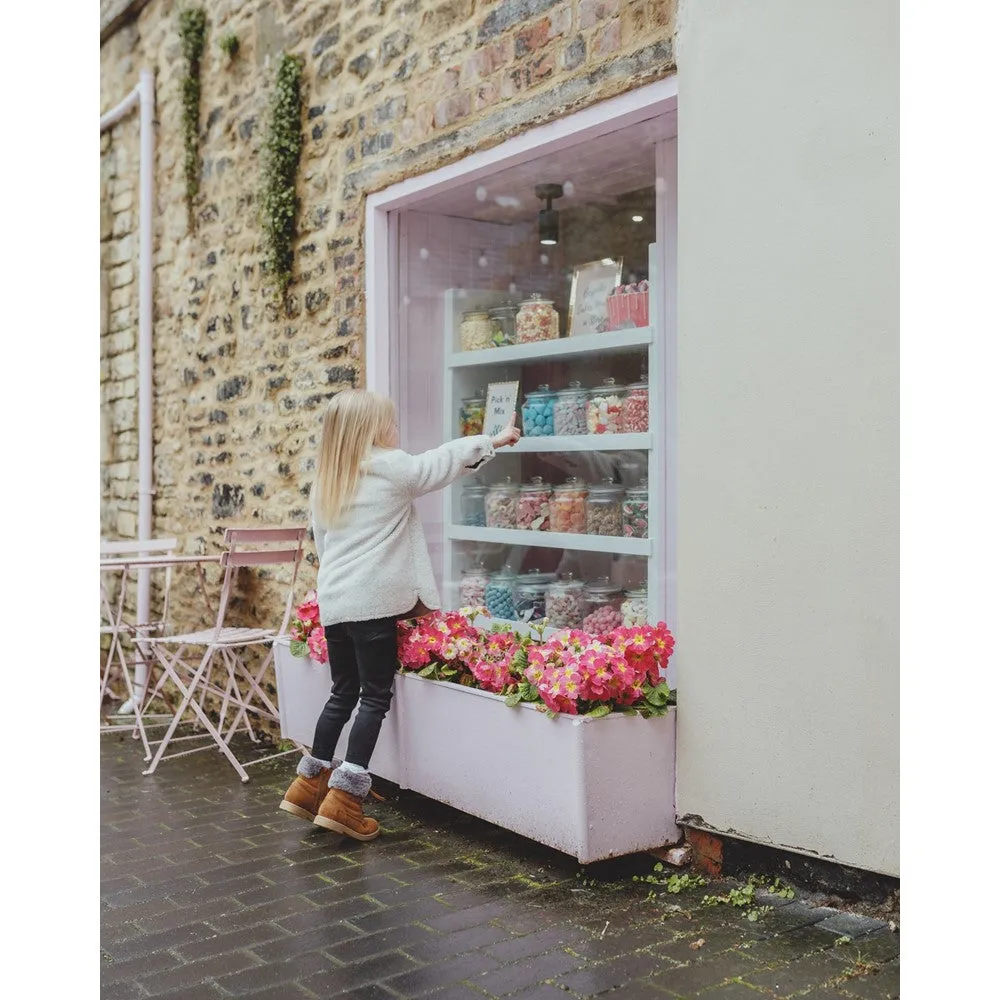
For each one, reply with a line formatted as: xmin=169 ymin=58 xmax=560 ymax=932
xmin=521 ymin=384 xmax=556 ymax=437
xmin=484 ymin=572 xmax=517 ymax=620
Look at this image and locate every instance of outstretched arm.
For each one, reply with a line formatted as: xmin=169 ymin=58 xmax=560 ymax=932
xmin=399 ymin=414 xmax=521 ymax=498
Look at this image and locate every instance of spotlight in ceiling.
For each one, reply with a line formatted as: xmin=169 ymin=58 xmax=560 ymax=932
xmin=632 ymin=214 xmax=644 ymax=223
xmin=536 ymin=183 xmax=564 ymax=246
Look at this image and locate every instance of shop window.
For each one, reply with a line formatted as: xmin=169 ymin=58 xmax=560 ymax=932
xmin=372 ymin=102 xmax=676 ymax=643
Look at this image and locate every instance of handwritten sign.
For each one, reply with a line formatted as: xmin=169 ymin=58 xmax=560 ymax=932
xmin=484 ymin=380 xmax=520 ymax=437
xmin=568 ymin=258 xmax=623 ymax=337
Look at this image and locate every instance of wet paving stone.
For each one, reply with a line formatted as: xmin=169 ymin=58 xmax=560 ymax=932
xmin=101 ymin=733 xmax=899 ymax=1000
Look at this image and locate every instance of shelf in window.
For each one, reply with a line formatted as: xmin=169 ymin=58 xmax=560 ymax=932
xmin=447 ymin=326 xmax=653 ymax=369
xmin=511 ymin=433 xmax=650 ymax=453
xmin=447 ymin=524 xmax=651 ymax=556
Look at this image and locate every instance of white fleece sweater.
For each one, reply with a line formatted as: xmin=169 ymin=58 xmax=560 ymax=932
xmin=311 ymin=435 xmax=496 ymax=626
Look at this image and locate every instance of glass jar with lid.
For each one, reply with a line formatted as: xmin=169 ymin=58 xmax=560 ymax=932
xmin=585 ymin=477 xmax=624 ymax=536
xmin=516 ymin=294 xmax=559 ymax=343
xmin=460 ymin=479 xmax=488 ymax=527
xmin=621 ymin=585 xmax=648 ymax=627
xmin=521 ymin=384 xmax=555 ymax=437
xmin=516 ymin=476 xmax=552 ymax=531
xmin=459 ymin=391 xmax=486 ymax=436
xmin=460 ymin=310 xmax=494 ymax=352
xmin=622 ymin=478 xmax=649 ymax=538
xmin=581 ymin=577 xmax=625 ymax=633
xmin=513 ymin=568 xmax=553 ymax=623
xmin=484 ymin=568 xmax=518 ymax=619
xmin=485 ymin=477 xmax=518 ymax=529
xmin=623 ymin=373 xmax=650 ymax=433
xmin=552 ymin=381 xmax=588 ymax=436
xmin=549 ymin=476 xmax=588 ymax=534
xmin=488 ymin=302 xmax=518 ymax=347
xmin=459 ymin=563 xmax=490 ymax=607
xmin=545 ymin=573 xmax=587 ymax=629
xmin=586 ymin=377 xmax=625 ymax=434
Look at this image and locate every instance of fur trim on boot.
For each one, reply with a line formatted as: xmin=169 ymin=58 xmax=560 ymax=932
xmin=328 ymin=765 xmax=372 ymax=799
xmin=296 ymin=754 xmax=337 ymax=778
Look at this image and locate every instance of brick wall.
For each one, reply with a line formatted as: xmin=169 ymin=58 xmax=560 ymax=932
xmin=100 ymin=0 xmax=676 ymax=727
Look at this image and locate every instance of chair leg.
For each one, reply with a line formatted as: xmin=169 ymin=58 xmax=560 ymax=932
xmin=142 ymin=644 xmax=210 ymax=776
xmin=142 ymin=644 xmax=252 ymax=783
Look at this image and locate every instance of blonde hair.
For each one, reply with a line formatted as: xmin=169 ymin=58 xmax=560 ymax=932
xmin=313 ymin=389 xmax=397 ymax=527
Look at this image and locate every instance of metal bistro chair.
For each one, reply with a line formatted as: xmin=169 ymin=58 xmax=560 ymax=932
xmin=142 ymin=527 xmax=307 ymax=782
xmin=100 ymin=537 xmax=179 ymax=756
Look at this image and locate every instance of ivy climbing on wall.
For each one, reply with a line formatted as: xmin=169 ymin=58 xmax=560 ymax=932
xmin=260 ymin=52 xmax=305 ymax=298
xmin=178 ymin=6 xmax=207 ymax=224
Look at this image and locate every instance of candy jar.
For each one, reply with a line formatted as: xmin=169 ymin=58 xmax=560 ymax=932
xmin=621 ymin=586 xmax=648 ymax=627
xmin=459 ymin=392 xmax=486 ymax=436
xmin=622 ymin=478 xmax=649 ymax=538
xmin=585 ymin=477 xmax=624 ymax=536
xmin=521 ymin=384 xmax=555 ymax=437
xmin=516 ymin=294 xmax=559 ymax=343
xmin=516 ymin=476 xmax=552 ymax=530
xmin=485 ymin=477 xmax=518 ymax=529
xmin=623 ymin=374 xmax=649 ymax=433
xmin=581 ymin=577 xmax=624 ymax=633
xmin=460 ymin=310 xmax=494 ymax=352
xmin=549 ymin=476 xmax=588 ymax=534
xmin=484 ymin=568 xmax=518 ymax=620
xmin=586 ymin=377 xmax=624 ymax=434
xmin=513 ymin=569 xmax=551 ymax=623
xmin=552 ymin=381 xmax=588 ymax=436
xmin=459 ymin=563 xmax=490 ymax=607
xmin=545 ymin=573 xmax=586 ymax=629
xmin=488 ymin=302 xmax=518 ymax=347
xmin=460 ymin=479 xmax=488 ymax=527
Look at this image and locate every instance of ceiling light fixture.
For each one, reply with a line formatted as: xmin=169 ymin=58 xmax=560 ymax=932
xmin=632 ymin=214 xmax=644 ymax=223
xmin=536 ymin=183 xmax=564 ymax=246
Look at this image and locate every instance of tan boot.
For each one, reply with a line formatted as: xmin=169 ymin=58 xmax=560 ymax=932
xmin=278 ymin=756 xmax=335 ymax=822
xmin=313 ymin=766 xmax=381 ymax=840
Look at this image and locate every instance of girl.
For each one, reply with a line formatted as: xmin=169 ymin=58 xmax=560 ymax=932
xmin=280 ymin=388 xmax=520 ymax=839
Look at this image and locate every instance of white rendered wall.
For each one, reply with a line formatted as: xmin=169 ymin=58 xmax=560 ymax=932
xmin=674 ymin=0 xmax=898 ymax=875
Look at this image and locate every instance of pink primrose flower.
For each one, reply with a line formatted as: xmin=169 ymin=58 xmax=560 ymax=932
xmin=307 ymin=626 xmax=328 ymax=663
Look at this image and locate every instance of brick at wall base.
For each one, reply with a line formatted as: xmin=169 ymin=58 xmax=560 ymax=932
xmin=684 ymin=826 xmax=724 ymax=878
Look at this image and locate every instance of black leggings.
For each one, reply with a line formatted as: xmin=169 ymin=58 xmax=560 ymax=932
xmin=310 ymin=616 xmax=399 ymax=769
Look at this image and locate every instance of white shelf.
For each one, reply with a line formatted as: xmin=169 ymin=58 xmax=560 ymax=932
xmin=512 ymin=433 xmax=650 ymax=452
xmin=447 ymin=524 xmax=651 ymax=556
xmin=447 ymin=327 xmax=653 ymax=369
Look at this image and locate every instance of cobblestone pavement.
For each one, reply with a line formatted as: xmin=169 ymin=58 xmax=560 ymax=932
xmin=101 ymin=730 xmax=900 ymax=999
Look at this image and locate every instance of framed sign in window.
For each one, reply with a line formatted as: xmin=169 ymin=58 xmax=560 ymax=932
xmin=568 ymin=257 xmax=623 ymax=337
xmin=484 ymin=380 xmax=520 ymax=437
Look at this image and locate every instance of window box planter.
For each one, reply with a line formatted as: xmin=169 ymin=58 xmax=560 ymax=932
xmin=274 ymin=637 xmax=679 ymax=863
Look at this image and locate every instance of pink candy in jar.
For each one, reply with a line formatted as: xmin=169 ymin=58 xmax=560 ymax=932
xmin=581 ymin=578 xmax=624 ymax=634
xmin=516 ymin=476 xmax=551 ymax=530
xmin=459 ymin=565 xmax=489 ymax=606
xmin=581 ymin=604 xmax=623 ymax=633
xmin=587 ymin=378 xmax=624 ymax=434
xmin=515 ymin=295 xmax=559 ymax=344
xmin=623 ymin=374 xmax=649 ymax=433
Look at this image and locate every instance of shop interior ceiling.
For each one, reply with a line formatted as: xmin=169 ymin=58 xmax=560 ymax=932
xmin=414 ymin=115 xmax=670 ymax=226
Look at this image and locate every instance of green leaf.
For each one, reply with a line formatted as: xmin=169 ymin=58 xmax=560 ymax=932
xmin=504 ymin=691 xmax=523 ymax=708
xmin=289 ymin=640 xmax=308 ymax=658
xmin=418 ymin=665 xmax=437 ymax=678
xmin=586 ymin=704 xmax=612 ymax=719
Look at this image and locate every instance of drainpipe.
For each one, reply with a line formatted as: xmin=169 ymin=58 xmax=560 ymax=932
xmin=101 ymin=68 xmax=155 ymax=712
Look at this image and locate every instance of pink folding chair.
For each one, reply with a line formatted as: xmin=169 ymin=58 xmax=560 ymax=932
xmin=141 ymin=527 xmax=307 ymax=782
xmin=100 ymin=537 xmax=179 ymax=756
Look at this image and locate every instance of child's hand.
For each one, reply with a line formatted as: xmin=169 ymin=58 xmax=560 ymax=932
xmin=491 ymin=414 xmax=521 ymax=449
